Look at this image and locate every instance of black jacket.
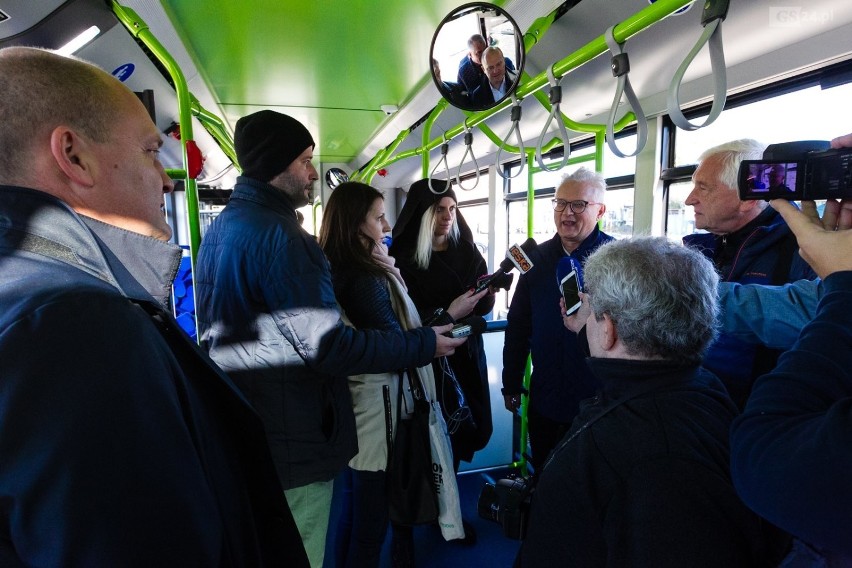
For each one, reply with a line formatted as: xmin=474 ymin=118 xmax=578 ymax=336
xmin=518 ymin=358 xmax=788 ymax=567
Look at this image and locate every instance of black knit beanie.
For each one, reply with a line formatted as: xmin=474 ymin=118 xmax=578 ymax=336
xmin=234 ymin=110 xmax=315 ymax=182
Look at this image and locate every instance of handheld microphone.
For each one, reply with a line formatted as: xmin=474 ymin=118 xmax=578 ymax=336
xmin=443 ymin=315 xmax=487 ymax=338
xmin=473 ymin=237 xmax=537 ymax=294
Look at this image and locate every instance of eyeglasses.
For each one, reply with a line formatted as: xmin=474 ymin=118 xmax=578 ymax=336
xmin=551 ymin=199 xmax=602 ymax=214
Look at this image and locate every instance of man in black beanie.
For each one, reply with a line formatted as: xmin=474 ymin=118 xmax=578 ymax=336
xmin=195 ymin=110 xmax=466 ymax=567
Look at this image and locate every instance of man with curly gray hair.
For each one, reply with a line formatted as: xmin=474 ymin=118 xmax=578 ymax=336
xmin=517 ymin=237 xmax=789 ymax=567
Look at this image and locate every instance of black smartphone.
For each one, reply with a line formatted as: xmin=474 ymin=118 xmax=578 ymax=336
xmin=561 ymin=270 xmax=582 ymax=316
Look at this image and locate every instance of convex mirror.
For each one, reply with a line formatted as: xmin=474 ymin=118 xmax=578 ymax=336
xmin=430 ymin=2 xmax=525 ymax=112
xmin=325 ymin=167 xmax=349 ymax=190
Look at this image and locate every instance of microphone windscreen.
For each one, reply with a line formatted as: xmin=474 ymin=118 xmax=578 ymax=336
xmin=519 ymin=238 xmax=538 ymax=255
xmin=461 ymin=315 xmax=487 ymax=334
xmin=498 ymin=255 xmax=515 ymax=273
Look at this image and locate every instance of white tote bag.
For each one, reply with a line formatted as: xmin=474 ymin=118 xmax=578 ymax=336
xmin=428 ymin=399 xmax=465 ymax=541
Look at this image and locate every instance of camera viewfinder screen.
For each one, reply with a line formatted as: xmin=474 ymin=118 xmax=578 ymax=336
xmin=745 ymin=162 xmax=798 ymax=197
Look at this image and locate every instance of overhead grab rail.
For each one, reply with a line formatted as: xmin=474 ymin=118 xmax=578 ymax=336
xmin=428 ymin=133 xmax=453 ymax=194
xmin=535 ymin=65 xmax=571 ymax=171
xmin=667 ymin=0 xmax=729 ymax=130
xmin=357 ymin=0 xmax=695 ymax=183
xmin=604 ymin=24 xmax=648 ymax=158
xmin=189 ymin=95 xmax=238 ymax=165
xmin=496 ymin=96 xmax=526 ymax=179
xmin=456 ymin=120 xmax=481 ymax=190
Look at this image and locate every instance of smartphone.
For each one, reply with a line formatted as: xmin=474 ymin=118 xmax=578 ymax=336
xmin=561 ymin=270 xmax=582 ymax=316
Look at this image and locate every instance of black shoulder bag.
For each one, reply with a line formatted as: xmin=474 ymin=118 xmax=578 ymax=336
xmin=387 ymin=369 xmax=439 ymax=526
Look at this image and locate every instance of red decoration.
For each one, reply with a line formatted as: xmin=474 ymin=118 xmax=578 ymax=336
xmin=377 ymin=168 xmax=388 ymax=177
xmin=186 ymin=140 xmax=204 ymax=179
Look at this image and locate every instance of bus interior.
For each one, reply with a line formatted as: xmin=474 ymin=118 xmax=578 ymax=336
xmin=2 ymin=0 xmax=851 ymax=563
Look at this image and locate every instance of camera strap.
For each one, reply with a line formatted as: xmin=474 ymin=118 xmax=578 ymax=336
xmin=539 ymin=389 xmax=652 ymax=475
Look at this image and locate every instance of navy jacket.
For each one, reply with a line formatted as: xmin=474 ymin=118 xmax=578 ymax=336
xmin=502 ymin=229 xmax=613 ymax=422
xmin=731 ymin=271 xmax=852 ymax=560
xmin=0 ymin=186 xmax=307 ymax=567
xmin=684 ymin=207 xmax=816 ymax=407
xmin=457 ymin=54 xmax=515 ymax=92
xmin=195 ymin=177 xmax=435 ymax=489
xmin=469 ymin=69 xmax=519 ymax=107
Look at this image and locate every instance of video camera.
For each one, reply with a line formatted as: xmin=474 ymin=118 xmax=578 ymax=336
xmin=477 ymin=473 xmax=534 ymax=540
xmin=738 ymin=140 xmax=852 ymax=201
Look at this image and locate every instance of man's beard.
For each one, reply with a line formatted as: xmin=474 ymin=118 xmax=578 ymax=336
xmin=274 ymin=171 xmax=313 ymax=208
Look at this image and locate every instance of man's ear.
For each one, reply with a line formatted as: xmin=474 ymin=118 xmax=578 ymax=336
xmin=49 ymin=126 xmax=96 ymax=188
xmin=600 ymin=313 xmax=617 ymax=351
xmin=737 ymin=189 xmax=765 ymax=213
xmin=596 ymin=202 xmax=607 ymax=220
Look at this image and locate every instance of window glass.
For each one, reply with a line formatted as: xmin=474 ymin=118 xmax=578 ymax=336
xmin=673 ymin=83 xmax=852 ymax=166
xmin=458 ymin=202 xmax=490 ymax=259
xmin=507 ymin=198 xmax=556 ymax=243
xmin=666 ymin=181 xmax=700 ymax=243
xmin=667 ymin=81 xmax=852 ymax=240
xmin=601 ymin=187 xmax=635 ymax=239
xmin=601 ymin=134 xmax=640 ymax=178
xmin=453 ymin=173 xmax=490 ymax=200
xmin=531 ymin=134 xmax=638 ymax=189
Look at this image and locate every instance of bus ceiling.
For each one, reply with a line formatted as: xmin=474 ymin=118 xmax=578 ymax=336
xmin=1 ymin=0 xmax=851 ymax=194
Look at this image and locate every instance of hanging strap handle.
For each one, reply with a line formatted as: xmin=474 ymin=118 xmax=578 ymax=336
xmin=536 ymin=65 xmax=571 ymax=172
xmin=456 ymin=121 xmax=481 ymax=191
xmin=429 ymin=134 xmax=452 ymax=194
xmin=667 ymin=0 xmax=729 ymax=131
xmin=604 ymin=25 xmax=648 ymax=158
xmin=497 ymin=95 xmax=526 ymax=180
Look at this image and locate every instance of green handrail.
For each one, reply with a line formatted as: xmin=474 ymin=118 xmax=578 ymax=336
xmin=112 ymin=2 xmax=202 ymax=269
xmin=190 ymin=96 xmax=238 ymax=165
xmin=360 ymin=0 xmax=694 ymax=180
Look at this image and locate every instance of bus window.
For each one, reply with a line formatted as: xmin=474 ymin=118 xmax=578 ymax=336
xmin=601 ymin=186 xmax=635 ymax=240
xmin=673 ymin=82 xmax=852 ymax=167
xmin=665 ymin=79 xmax=852 ymax=238
xmin=666 ymin=181 xmax=699 ymax=242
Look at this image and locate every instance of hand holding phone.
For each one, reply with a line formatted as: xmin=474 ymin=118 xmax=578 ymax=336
xmin=561 ymin=270 xmax=582 ymax=316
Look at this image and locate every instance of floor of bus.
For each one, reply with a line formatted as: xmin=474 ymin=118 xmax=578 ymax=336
xmin=323 ymin=466 xmax=522 ymax=567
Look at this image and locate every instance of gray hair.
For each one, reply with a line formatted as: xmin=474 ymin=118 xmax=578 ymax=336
xmin=559 ymin=167 xmax=607 ymax=201
xmin=413 ymin=203 xmax=459 ymax=270
xmin=698 ymin=139 xmax=766 ymax=190
xmin=468 ymin=34 xmax=486 ymax=48
xmin=0 ymin=46 xmax=122 ymax=182
xmin=584 ymin=236 xmax=719 ymax=364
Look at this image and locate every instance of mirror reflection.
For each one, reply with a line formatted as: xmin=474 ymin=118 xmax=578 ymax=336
xmin=325 ymin=167 xmax=349 ymax=189
xmin=430 ymin=2 xmax=524 ymax=112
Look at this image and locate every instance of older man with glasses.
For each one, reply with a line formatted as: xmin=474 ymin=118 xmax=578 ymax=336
xmin=502 ymin=167 xmax=614 ymax=473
